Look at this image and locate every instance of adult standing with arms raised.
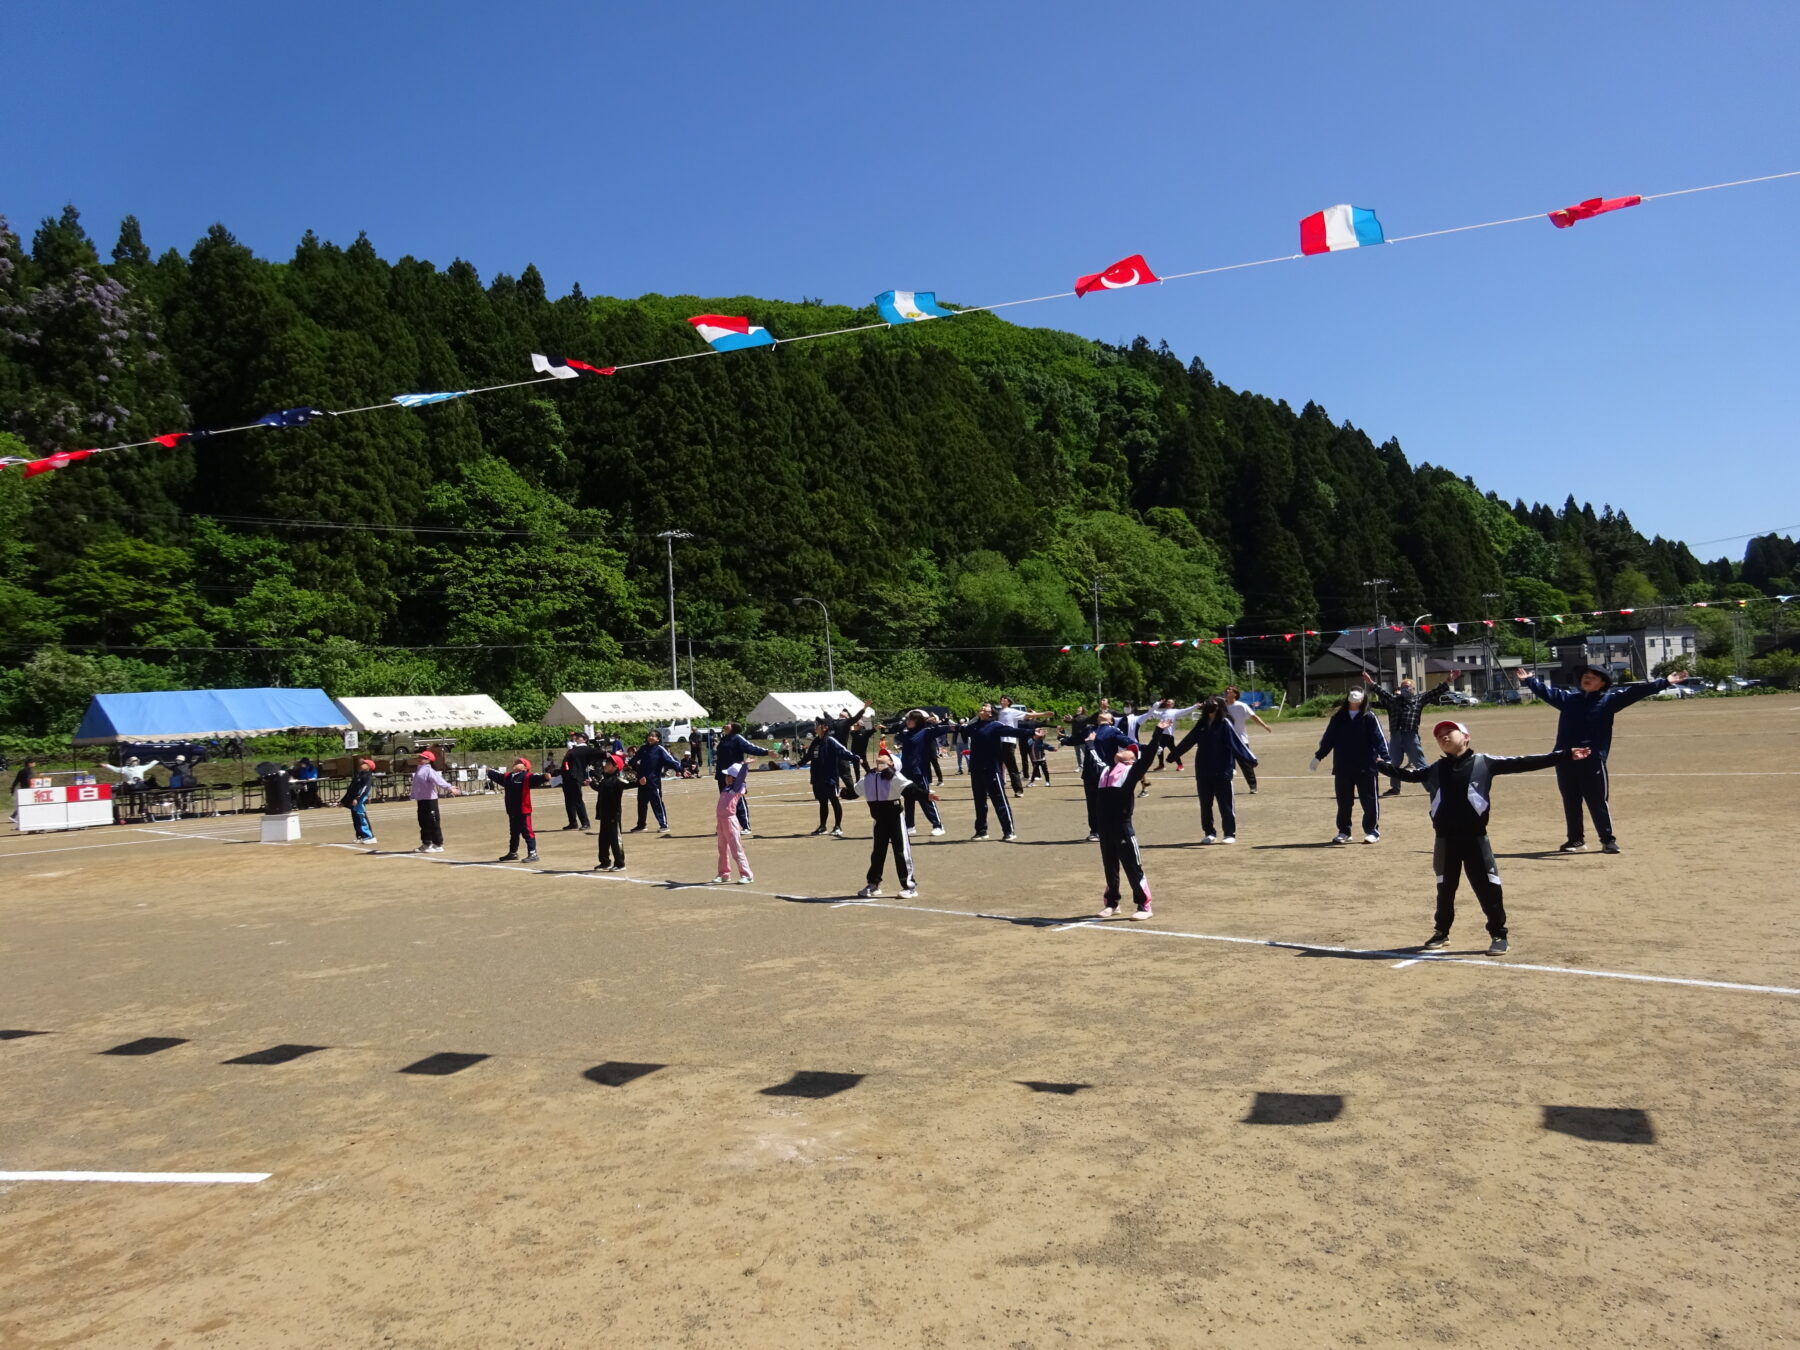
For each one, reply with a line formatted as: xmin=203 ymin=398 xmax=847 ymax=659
xmin=1516 ymin=664 xmax=1685 ymax=853
xmin=713 ymin=722 xmax=766 ymax=835
xmin=1309 ymin=688 xmax=1388 ymax=844
xmin=1362 ymin=670 xmax=1457 ymax=796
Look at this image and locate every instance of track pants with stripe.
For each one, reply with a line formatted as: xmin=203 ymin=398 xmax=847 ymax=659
xmin=507 ymin=809 xmax=536 ymax=856
xmin=1098 ymin=823 xmax=1152 ymax=909
xmin=1554 ymin=756 xmax=1614 ymax=846
xmin=867 ymin=801 xmax=914 ymax=889
xmin=970 ymin=766 xmax=1014 ymax=836
xmin=1432 ymin=833 xmax=1506 ymax=938
xmin=634 ymin=780 xmax=667 ymax=829
xmin=902 ymin=781 xmax=941 ymax=830
xmin=1334 ymin=772 xmax=1381 ymax=837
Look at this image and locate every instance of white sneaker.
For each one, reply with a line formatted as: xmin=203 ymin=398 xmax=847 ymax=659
xmin=736 ymin=875 xmax=752 ymax=884
xmin=857 ymin=885 xmax=880 ymax=898
xmin=426 ymin=844 xmax=444 ymax=853
xmin=898 ymin=887 xmax=917 ymax=899
xmin=742 ymin=829 xmax=753 ymax=837
xmin=659 ymin=827 xmax=671 ymax=835
xmin=930 ymin=826 xmax=945 ymax=837
xmin=1002 ymin=833 xmax=1018 ymax=842
xmin=1363 ymin=832 xmax=1380 ymax=844
xmin=712 ymin=874 xmax=729 ymax=884
xmin=831 ymin=827 xmax=844 ymax=838
xmin=1332 ymin=833 xmax=1350 ymax=845
xmin=1131 ymin=903 xmax=1152 ymax=920
xmin=1097 ymin=903 xmax=1118 ymax=919
xmin=1202 ymin=834 xmax=1216 ymax=845
xmin=1221 ymin=835 xmax=1235 ymax=844
xmin=363 ymin=838 xmax=377 ymax=846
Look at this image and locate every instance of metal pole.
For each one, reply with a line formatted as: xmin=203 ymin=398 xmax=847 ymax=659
xmin=1300 ymin=627 xmax=1308 ymax=703
xmin=656 ymin=530 xmax=692 ymax=689
xmin=1225 ymin=626 xmax=1234 ymax=680
xmin=1092 ymin=575 xmax=1104 ymax=703
xmin=793 ymin=597 xmax=834 ymax=690
xmin=1481 ymin=593 xmax=1500 ymax=695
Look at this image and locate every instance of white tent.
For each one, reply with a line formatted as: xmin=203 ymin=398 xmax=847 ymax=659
xmin=541 ymin=690 xmax=709 ymax=726
xmin=745 ymin=690 xmax=866 ymax=726
xmin=336 ymin=695 xmax=516 ymax=735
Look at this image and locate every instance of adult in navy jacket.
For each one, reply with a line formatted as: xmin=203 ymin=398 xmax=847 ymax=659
xmin=957 ymin=704 xmax=1035 ymax=840
xmin=628 ymin=732 xmax=682 ymax=833
xmin=1517 ymin=664 xmax=1685 ymax=853
xmin=1310 ymin=687 xmax=1390 ymax=843
xmin=1170 ymin=697 xmax=1259 ymax=842
xmin=713 ymin=723 xmax=766 ymax=833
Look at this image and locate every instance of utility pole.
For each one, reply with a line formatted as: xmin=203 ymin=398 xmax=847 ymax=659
xmin=656 ymin=529 xmax=693 ymax=690
xmin=1092 ymin=575 xmax=1106 ymax=703
xmin=1299 ymin=621 xmax=1311 ymax=703
xmin=1225 ymin=625 xmax=1234 ymax=680
xmin=685 ymin=633 xmax=696 ymax=696
xmin=1481 ymin=592 xmax=1501 ymax=696
xmin=793 ymin=596 xmax=834 ymax=690
xmin=1362 ymin=578 xmax=1390 ymax=683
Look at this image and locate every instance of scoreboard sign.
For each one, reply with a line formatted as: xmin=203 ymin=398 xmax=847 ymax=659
xmin=14 ymin=781 xmax=114 ymax=832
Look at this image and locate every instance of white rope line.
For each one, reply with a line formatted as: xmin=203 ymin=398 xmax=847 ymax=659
xmin=18 ymin=168 xmax=1798 ymax=469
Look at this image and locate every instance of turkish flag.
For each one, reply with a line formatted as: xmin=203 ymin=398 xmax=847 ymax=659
xmin=1075 ymin=253 xmax=1159 ymax=297
xmin=1547 ymin=195 xmax=1642 ymax=229
xmin=22 ymin=450 xmax=95 ymax=477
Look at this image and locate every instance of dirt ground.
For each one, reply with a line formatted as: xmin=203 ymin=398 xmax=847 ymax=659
xmin=3 ymin=698 xmax=1797 ymax=1348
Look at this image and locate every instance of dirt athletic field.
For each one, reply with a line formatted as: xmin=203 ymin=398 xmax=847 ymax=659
xmin=3 ymin=698 xmax=1797 ymax=1348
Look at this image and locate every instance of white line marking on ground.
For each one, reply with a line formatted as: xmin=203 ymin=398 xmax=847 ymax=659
xmin=1392 ymin=959 xmax=1423 ymax=969
xmin=0 ymin=1170 xmax=270 ymax=1185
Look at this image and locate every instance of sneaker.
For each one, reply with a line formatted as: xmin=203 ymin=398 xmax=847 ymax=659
xmin=831 ymin=827 xmax=844 ymax=838
xmin=930 ymin=826 xmax=945 ymax=837
xmin=906 ymin=826 xmax=916 ymax=836
xmin=1132 ymin=902 xmax=1152 ymax=920
xmin=712 ymin=874 xmax=729 ymax=884
xmin=1363 ymin=832 xmax=1380 ymax=844
xmin=898 ymin=887 xmax=917 ymax=899
xmin=1422 ymin=933 xmax=1450 ymax=951
xmin=628 ymin=825 xmax=647 ymax=833
xmin=1085 ymin=832 xmax=1099 ymax=843
xmin=856 ymin=885 xmax=880 ymax=898
xmin=1202 ymin=835 xmax=1216 ymax=845
xmin=1380 ymin=788 xmax=1401 ymax=798
xmin=1097 ymin=903 xmax=1118 ymax=919
xmin=1002 ymin=833 xmax=1018 ymax=842
xmin=809 ymin=826 xmax=827 ymax=836
xmin=658 ymin=827 xmax=671 ymax=835
xmin=973 ymin=832 xmax=990 ymax=841
xmin=1222 ymin=835 xmax=1236 ymax=844
xmin=737 ymin=875 xmax=753 ymax=884
xmin=1486 ymin=937 xmax=1510 ymax=956
xmin=415 ymin=844 xmax=432 ymax=853
xmin=741 ymin=829 xmax=753 ymax=838
xmin=560 ymin=825 xmax=580 ymax=831
xmin=362 ymin=838 xmax=378 ymax=846
xmin=524 ymin=852 xmax=539 ymax=863
xmin=1332 ymin=833 xmax=1350 ymax=845
xmin=1601 ymin=841 xmax=1621 ymax=855
xmin=497 ymin=853 xmax=520 ymax=861
xmin=1559 ymin=841 xmax=1587 ymax=853
xmin=1248 ymin=788 xmax=1258 ymax=795
xmin=426 ymin=844 xmax=444 ymax=854
xmin=595 ymin=864 xmax=614 ymax=872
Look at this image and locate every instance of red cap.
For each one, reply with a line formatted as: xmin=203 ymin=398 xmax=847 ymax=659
xmin=418 ymin=750 xmax=436 ymax=763
xmin=516 ymin=756 xmax=532 ymax=771
xmin=1431 ymin=720 xmax=1469 ymax=739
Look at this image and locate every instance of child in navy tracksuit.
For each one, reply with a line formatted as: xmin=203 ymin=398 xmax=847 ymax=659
xmin=1170 ymin=697 xmax=1258 ymax=842
xmin=1518 ymin=665 xmax=1683 ymax=854
xmin=628 ymin=733 xmax=682 ymax=833
xmin=1311 ymin=688 xmax=1390 ymax=843
xmin=486 ymin=757 xmax=544 ymax=861
xmin=799 ymin=722 xmax=858 ymax=836
xmin=1378 ymin=719 xmax=1589 ymax=956
xmin=1090 ymin=737 xmax=1157 ymax=918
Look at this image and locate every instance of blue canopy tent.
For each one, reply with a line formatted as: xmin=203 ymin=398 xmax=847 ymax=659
xmin=73 ymin=688 xmax=350 ymax=746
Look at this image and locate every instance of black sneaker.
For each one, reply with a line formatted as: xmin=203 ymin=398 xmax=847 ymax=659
xmin=1422 ymin=933 xmax=1450 ymax=951
xmin=1559 ymin=841 xmax=1587 ymax=853
xmin=628 ymin=825 xmax=647 ymax=833
xmin=1380 ymin=788 xmax=1401 ymax=798
xmin=1601 ymin=841 xmax=1621 ymax=855
xmin=1486 ymin=937 xmax=1510 ymax=956
xmin=809 ymin=826 xmax=827 ymax=836
xmin=561 ymin=825 xmax=580 ymax=831
xmin=497 ymin=853 xmax=519 ymax=861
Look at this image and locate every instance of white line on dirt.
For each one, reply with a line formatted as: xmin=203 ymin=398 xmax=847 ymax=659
xmin=0 ymin=1170 xmax=269 ymax=1184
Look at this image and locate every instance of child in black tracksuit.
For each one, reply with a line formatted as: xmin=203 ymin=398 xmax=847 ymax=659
xmin=855 ymin=752 xmax=933 ymax=898
xmin=1090 ymin=737 xmax=1157 ymax=919
xmin=799 ymin=723 xmax=858 ymax=836
xmin=1378 ymin=719 xmax=1588 ymax=956
xmin=1310 ymin=689 xmax=1390 ymax=843
xmin=586 ymin=753 xmax=634 ymax=870
xmin=485 ymin=757 xmax=545 ymax=861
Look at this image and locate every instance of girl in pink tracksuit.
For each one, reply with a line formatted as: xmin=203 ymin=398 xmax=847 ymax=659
xmin=714 ymin=760 xmax=753 ymax=883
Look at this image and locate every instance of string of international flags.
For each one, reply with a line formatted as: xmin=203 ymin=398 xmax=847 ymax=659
xmin=3 ymin=169 xmax=1797 ymax=479
xmin=1054 ymin=596 xmax=1791 ymax=656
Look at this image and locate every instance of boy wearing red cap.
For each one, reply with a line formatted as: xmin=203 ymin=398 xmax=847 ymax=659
xmin=1377 ymin=720 xmax=1590 ymax=956
xmin=588 ymin=753 xmax=633 ymax=871
xmin=486 ymin=756 xmax=543 ymax=863
xmin=409 ymin=751 xmax=461 ymax=853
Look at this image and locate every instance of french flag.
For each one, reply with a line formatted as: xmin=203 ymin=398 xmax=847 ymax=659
xmin=688 ymin=315 xmax=776 ymax=352
xmin=1299 ymin=205 xmax=1385 ymax=256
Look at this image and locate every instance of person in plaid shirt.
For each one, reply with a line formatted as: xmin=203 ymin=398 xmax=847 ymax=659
xmin=1361 ymin=669 xmax=1458 ymax=795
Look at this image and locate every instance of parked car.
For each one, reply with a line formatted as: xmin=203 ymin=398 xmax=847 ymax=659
xmin=1485 ymin=688 xmax=1525 ymax=705
xmin=1654 ymin=683 xmax=1701 ymax=699
xmin=1443 ymin=690 xmax=1482 ymax=707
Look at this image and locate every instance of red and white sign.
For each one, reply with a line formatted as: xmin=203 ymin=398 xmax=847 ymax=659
xmin=14 ymin=781 xmax=113 ymax=833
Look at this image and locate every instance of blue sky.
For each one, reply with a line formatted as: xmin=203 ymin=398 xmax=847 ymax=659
xmin=5 ymin=1 xmax=1795 ymax=557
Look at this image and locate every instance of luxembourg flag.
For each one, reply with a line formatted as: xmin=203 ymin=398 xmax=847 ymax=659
xmin=1299 ymin=204 xmax=1385 ymax=256
xmin=688 ymin=314 xmax=776 ymax=352
xmin=875 ymin=290 xmax=954 ymax=324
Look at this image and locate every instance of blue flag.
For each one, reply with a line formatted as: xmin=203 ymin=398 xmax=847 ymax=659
xmin=256 ymin=407 xmax=323 ymax=428
xmin=876 ymin=290 xmax=954 ymax=324
xmin=391 ymin=391 xmax=470 ymax=408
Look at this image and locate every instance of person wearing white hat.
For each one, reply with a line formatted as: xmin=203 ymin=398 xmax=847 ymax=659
xmin=1377 ymin=720 xmax=1591 ymax=956
xmin=1309 ymin=687 xmax=1389 ymax=843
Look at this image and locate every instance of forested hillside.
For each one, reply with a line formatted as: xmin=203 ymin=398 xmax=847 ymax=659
xmin=1 ymin=207 xmax=1793 ymax=737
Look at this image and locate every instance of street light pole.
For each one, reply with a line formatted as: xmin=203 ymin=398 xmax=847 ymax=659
xmin=792 ymin=596 xmax=834 ymax=690
xmin=1410 ymin=613 xmax=1432 ymax=688
xmin=1092 ymin=575 xmax=1105 ymax=703
xmin=1481 ymin=592 xmax=1501 ymax=695
xmin=656 ymin=529 xmax=693 ymax=690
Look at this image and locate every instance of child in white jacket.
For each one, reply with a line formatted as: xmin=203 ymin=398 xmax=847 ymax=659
xmin=856 ymin=752 xmax=936 ymax=899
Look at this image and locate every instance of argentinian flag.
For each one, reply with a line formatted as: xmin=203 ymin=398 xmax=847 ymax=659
xmin=876 ymin=290 xmax=954 ymax=324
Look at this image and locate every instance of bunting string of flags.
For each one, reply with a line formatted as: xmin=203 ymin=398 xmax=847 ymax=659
xmin=4 ymin=169 xmax=1798 ymax=479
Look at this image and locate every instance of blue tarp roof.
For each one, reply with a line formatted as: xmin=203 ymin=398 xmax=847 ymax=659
xmin=73 ymin=688 xmax=350 ymax=745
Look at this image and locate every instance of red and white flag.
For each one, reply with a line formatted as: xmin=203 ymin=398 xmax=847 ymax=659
xmin=1074 ymin=254 xmax=1159 ymax=297
xmin=22 ymin=449 xmax=95 ymax=477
